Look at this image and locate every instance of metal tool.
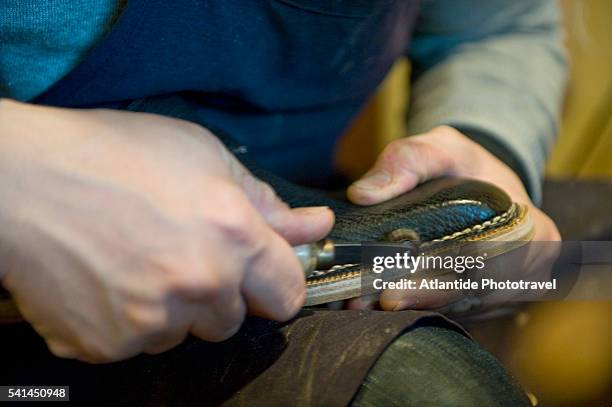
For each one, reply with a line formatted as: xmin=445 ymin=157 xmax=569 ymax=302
xmin=293 ymin=239 xmax=361 ymax=277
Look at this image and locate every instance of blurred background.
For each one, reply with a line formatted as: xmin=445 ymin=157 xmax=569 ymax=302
xmin=336 ymin=0 xmax=612 ymax=405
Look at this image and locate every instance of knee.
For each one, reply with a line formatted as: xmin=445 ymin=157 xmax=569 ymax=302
xmin=353 ymin=326 xmax=530 ymax=406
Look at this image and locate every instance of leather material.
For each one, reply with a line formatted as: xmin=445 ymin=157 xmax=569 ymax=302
xmin=257 ymin=168 xmax=512 ymax=243
xmin=0 ymin=310 xmax=469 ymax=406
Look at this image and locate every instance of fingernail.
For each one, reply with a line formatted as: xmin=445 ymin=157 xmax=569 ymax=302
xmin=294 ymin=206 xmax=330 ymax=216
xmin=352 ymin=171 xmax=392 ymax=190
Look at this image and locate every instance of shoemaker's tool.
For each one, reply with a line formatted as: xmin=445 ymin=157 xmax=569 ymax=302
xmin=293 ymin=240 xmax=361 ymax=278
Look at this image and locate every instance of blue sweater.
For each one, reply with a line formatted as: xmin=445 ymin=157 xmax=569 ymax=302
xmin=0 ymin=0 xmax=567 ymax=202
xmin=0 ymin=0 xmax=124 ymax=100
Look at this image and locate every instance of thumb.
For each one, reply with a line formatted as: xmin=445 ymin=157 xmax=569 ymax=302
xmin=229 ymin=160 xmax=334 ymax=245
xmin=347 ymin=136 xmax=454 ymax=206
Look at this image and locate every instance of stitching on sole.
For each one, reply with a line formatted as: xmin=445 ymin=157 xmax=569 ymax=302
xmin=306 ymin=204 xmax=524 ymax=286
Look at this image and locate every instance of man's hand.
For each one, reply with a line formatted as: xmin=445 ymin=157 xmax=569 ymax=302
xmin=346 ymin=126 xmax=559 ymax=311
xmin=0 ymin=100 xmax=333 ymax=362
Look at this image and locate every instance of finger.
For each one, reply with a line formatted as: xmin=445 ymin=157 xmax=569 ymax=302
xmin=348 ymin=137 xmax=454 ymax=206
xmin=346 ymin=294 xmax=378 ymax=310
xmin=204 ymin=183 xmax=306 ymax=323
xmin=142 ymin=298 xmax=191 ymax=354
xmin=242 ymin=227 xmax=306 ymax=321
xmin=47 ymin=335 xmax=121 ymax=364
xmin=228 ymin=158 xmax=334 ymax=244
xmin=144 ymin=330 xmax=189 ymax=355
xmin=474 ymin=249 xmax=535 ymax=306
xmin=246 ymin=183 xmax=334 ymax=245
xmin=379 ymin=275 xmax=464 ymax=311
xmin=46 ymin=338 xmax=78 ymax=359
xmin=167 ymin=246 xmax=248 ymax=342
xmin=189 ymin=287 xmax=247 ymax=342
xmin=271 ymin=206 xmax=335 ymax=245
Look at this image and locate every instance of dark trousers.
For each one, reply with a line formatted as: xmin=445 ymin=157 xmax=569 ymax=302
xmin=354 ymin=326 xmax=528 ymax=406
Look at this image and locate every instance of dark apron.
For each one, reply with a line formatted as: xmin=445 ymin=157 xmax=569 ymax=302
xmin=6 ymin=1 xmax=476 ymax=405
xmin=34 ymin=0 xmax=421 ymax=184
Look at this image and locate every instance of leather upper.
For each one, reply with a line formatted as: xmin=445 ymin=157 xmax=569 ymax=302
xmin=254 ymin=168 xmax=513 ymax=243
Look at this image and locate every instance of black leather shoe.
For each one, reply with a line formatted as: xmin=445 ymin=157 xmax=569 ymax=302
xmin=260 ymin=173 xmax=534 ymax=306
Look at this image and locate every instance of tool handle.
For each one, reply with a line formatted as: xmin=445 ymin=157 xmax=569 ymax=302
xmin=293 ymin=240 xmax=335 ymax=277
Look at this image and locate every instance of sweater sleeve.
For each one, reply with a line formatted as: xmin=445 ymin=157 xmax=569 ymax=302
xmin=406 ymin=0 xmax=568 ymax=204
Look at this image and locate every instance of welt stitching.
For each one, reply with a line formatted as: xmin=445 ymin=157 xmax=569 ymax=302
xmin=429 ymin=204 xmax=517 ymax=243
xmin=305 ymin=204 xmax=522 ymax=286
